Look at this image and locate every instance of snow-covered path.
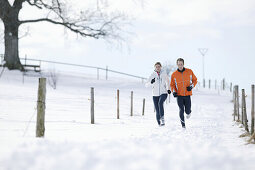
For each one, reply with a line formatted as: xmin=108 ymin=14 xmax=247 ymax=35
xmin=0 ymin=71 xmax=254 ymax=170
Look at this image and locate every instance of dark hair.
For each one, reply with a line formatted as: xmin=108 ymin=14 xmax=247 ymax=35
xmin=176 ymin=58 xmax=184 ymax=64
xmin=154 ymin=62 xmax=162 ymax=67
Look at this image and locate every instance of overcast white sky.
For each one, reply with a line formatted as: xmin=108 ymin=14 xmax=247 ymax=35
xmin=1 ymin=0 xmax=255 ymax=91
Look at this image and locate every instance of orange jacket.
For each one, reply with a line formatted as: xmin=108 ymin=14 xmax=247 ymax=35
xmin=170 ymin=68 xmax=197 ymax=96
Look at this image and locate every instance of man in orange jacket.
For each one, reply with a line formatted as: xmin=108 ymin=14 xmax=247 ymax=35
xmin=170 ymin=58 xmax=197 ymax=128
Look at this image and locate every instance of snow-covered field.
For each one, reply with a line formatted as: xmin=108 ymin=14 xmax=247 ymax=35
xmin=0 ymin=70 xmax=254 ymax=170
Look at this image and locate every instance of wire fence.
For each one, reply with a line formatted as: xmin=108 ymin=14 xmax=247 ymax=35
xmin=198 ymin=78 xmax=232 ymax=93
xmin=0 ymin=54 xmax=147 ymax=82
xmin=1 ymin=75 xmax=235 ymax=138
xmin=20 ymin=78 xmax=149 ymax=137
xmin=232 ymin=84 xmax=255 ymax=144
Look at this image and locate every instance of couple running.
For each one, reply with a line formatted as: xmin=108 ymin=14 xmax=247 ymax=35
xmin=146 ymin=58 xmax=197 ymax=128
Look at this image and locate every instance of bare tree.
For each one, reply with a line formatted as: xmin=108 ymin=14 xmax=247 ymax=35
xmin=48 ymin=68 xmax=58 ymax=90
xmin=163 ymin=62 xmax=176 ymax=76
xmin=0 ymin=0 xmax=129 ymax=70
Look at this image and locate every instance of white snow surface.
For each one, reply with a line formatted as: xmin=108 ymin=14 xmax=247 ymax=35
xmin=0 ymin=70 xmax=254 ymax=170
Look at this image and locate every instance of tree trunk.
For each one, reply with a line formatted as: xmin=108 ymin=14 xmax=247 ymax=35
xmin=3 ymin=14 xmax=23 ymax=70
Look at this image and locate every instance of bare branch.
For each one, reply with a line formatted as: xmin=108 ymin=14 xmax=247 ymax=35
xmin=20 ymin=17 xmax=108 ymax=38
xmin=25 ymin=0 xmax=43 ymax=9
xmin=20 ymin=0 xmax=130 ymax=41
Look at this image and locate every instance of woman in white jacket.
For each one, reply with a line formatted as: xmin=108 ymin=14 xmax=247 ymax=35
xmin=146 ymin=62 xmax=171 ymax=126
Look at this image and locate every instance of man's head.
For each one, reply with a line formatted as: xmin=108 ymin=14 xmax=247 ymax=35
xmin=154 ymin=62 xmax=162 ymax=72
xmin=176 ymin=58 xmax=184 ymax=71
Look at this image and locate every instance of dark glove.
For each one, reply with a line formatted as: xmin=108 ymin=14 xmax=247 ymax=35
xmin=187 ymin=86 xmax=193 ymax=92
xmin=173 ymin=92 xmax=178 ymax=97
xmin=151 ymin=78 xmax=155 ymax=84
xmin=167 ymin=90 xmax=171 ymax=94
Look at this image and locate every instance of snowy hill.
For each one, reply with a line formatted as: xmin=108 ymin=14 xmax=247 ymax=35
xmin=0 ymin=70 xmax=254 ymax=170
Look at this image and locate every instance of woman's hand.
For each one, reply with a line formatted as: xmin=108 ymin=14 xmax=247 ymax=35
xmin=151 ymin=78 xmax=155 ymax=84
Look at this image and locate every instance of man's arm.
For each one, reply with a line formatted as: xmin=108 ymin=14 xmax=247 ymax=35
xmin=192 ymin=70 xmax=198 ymax=87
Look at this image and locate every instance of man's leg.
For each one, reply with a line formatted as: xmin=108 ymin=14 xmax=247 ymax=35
xmin=158 ymin=94 xmax=168 ymax=119
xmin=177 ymin=96 xmax=185 ymax=127
xmin=184 ymin=96 xmax=192 ymax=115
xmin=153 ymin=96 xmax=160 ymax=125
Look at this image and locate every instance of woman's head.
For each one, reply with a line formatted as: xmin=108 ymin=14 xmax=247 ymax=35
xmin=154 ymin=62 xmax=162 ymax=72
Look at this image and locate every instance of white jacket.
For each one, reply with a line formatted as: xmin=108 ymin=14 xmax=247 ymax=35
xmin=146 ymin=70 xmax=170 ymax=96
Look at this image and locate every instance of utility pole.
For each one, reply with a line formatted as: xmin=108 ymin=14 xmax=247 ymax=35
xmin=198 ymin=48 xmax=208 ymax=88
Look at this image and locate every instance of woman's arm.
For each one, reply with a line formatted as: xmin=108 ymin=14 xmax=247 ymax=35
xmin=170 ymin=74 xmax=177 ymax=92
xmin=145 ymin=72 xmax=155 ymax=87
xmin=166 ymin=74 xmax=171 ymax=90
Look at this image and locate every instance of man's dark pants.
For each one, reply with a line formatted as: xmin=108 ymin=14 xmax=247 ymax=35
xmin=177 ymin=96 xmax=191 ymax=127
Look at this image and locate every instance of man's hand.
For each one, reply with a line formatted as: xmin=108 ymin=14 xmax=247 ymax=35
xmin=173 ymin=92 xmax=178 ymax=97
xmin=187 ymin=85 xmax=193 ymax=92
xmin=167 ymin=90 xmax=171 ymax=94
xmin=151 ymin=78 xmax=155 ymax=84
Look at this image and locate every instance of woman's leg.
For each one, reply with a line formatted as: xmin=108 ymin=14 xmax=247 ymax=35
xmin=158 ymin=94 xmax=168 ymax=119
xmin=153 ymin=96 xmax=160 ymax=125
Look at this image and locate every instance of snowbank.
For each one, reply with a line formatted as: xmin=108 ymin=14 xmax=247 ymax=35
xmin=0 ymin=70 xmax=254 ymax=170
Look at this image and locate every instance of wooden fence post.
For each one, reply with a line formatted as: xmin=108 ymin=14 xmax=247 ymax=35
xmin=233 ymin=85 xmax=235 ymax=103
xmin=236 ymin=85 xmax=240 ymax=122
xmin=142 ymin=98 xmax=145 ymax=116
xmin=230 ymin=83 xmax=232 ymax=92
xmin=209 ymin=79 xmax=211 ymax=89
xmin=203 ymin=79 xmax=205 ymax=88
xmin=131 ymin=91 xmax=133 ymax=116
xmin=36 ymin=78 xmax=46 ymax=137
xmin=241 ymin=88 xmax=244 ymax=124
xmin=233 ymin=86 xmax=236 ymax=121
xmin=242 ymin=89 xmax=249 ymax=132
xmin=91 ymin=87 xmax=95 ymax=124
xmin=251 ymin=85 xmax=255 ymax=135
xmin=117 ymin=89 xmax=120 ymax=119
xmin=223 ymin=78 xmax=225 ymax=90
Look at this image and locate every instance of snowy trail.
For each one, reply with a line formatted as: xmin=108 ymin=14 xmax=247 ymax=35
xmin=0 ymin=71 xmax=255 ymax=170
